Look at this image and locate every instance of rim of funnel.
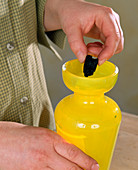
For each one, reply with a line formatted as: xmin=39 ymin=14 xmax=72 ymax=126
xmin=62 ymin=59 xmax=119 ymax=80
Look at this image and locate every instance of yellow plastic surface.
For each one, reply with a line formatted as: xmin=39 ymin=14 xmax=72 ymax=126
xmin=55 ymin=59 xmax=121 ymax=170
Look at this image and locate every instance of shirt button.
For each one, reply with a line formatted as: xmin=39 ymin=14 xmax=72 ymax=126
xmin=20 ymin=97 xmax=28 ymax=104
xmin=7 ymin=42 xmax=14 ymax=51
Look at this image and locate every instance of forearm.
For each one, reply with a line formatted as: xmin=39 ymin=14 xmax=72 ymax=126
xmin=44 ymin=0 xmax=62 ymax=31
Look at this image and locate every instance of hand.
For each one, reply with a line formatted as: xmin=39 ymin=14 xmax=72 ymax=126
xmin=44 ymin=0 xmax=124 ymax=65
xmin=0 ymin=122 xmax=99 ymax=170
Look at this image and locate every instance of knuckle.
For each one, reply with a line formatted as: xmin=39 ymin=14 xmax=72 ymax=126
xmin=42 ymin=130 xmax=55 ymax=143
xmin=114 ymin=33 xmax=120 ymax=42
xmin=67 ymin=146 xmax=79 ymax=159
xmin=105 ymin=7 xmax=113 ymax=14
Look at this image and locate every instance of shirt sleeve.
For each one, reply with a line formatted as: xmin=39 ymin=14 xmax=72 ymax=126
xmin=35 ymin=0 xmax=66 ymax=49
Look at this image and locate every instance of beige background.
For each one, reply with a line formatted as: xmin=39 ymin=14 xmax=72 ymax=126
xmin=39 ymin=0 xmax=138 ymax=115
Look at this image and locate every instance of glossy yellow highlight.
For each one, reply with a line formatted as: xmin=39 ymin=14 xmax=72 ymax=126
xmin=55 ymin=59 xmax=121 ymax=170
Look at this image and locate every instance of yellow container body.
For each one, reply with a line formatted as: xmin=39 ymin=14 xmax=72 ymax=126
xmin=55 ymin=59 xmax=122 ymax=170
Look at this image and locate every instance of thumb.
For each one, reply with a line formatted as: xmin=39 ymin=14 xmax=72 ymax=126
xmin=66 ymin=26 xmax=87 ymax=63
xmin=54 ymin=140 xmax=99 ymax=170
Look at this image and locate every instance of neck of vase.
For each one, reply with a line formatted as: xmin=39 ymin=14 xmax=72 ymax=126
xmin=73 ymin=92 xmax=106 ymax=104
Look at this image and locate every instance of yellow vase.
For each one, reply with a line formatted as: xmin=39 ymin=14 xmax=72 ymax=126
xmin=55 ymin=59 xmax=122 ymax=170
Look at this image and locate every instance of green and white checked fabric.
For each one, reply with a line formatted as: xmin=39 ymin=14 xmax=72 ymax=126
xmin=0 ymin=0 xmax=65 ymax=130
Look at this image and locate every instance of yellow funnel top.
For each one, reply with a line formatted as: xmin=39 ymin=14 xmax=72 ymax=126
xmin=62 ymin=59 xmax=119 ymax=95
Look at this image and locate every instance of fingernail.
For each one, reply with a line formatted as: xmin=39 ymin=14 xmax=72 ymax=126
xmin=77 ymin=51 xmax=85 ymax=63
xmin=91 ymin=164 xmax=99 ymax=170
xmin=99 ymin=59 xmax=107 ymax=66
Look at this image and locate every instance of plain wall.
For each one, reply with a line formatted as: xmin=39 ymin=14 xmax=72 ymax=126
xmin=39 ymin=0 xmax=138 ymax=115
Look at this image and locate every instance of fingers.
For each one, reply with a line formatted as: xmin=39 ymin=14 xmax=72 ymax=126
xmin=54 ymin=140 xmax=99 ymax=170
xmin=97 ymin=11 xmax=120 ymax=64
xmin=97 ymin=8 xmax=124 ymax=65
xmin=87 ymin=42 xmax=104 ymax=57
xmin=113 ymin=11 xmax=124 ymax=54
xmin=98 ymin=35 xmax=118 ymax=65
xmin=63 ymin=3 xmax=124 ymax=65
xmin=66 ymin=25 xmax=87 ymax=63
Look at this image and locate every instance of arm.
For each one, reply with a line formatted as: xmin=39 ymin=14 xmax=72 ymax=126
xmin=44 ymin=0 xmax=124 ymax=65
